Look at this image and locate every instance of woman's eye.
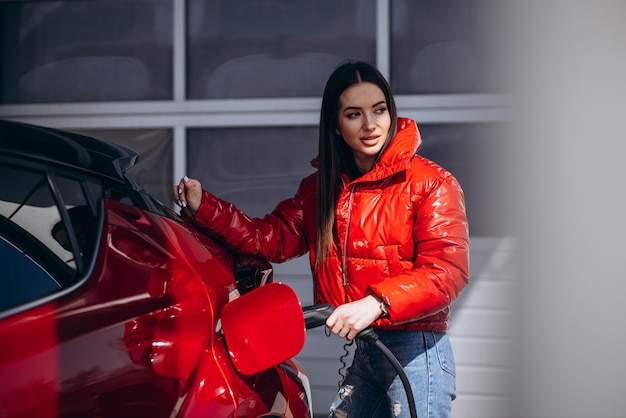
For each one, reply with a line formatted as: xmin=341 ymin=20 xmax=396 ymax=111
xmin=374 ymin=107 xmax=387 ymax=114
xmin=347 ymin=112 xmax=360 ymax=119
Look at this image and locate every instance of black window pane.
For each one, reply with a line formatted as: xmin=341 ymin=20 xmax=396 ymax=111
xmin=187 ymin=126 xmax=317 ymax=217
xmin=0 ymin=167 xmax=63 ymax=257
xmin=186 ymin=0 xmax=376 ymax=99
xmin=390 ymin=0 xmax=510 ymax=94
xmin=187 ymin=124 xmax=512 ymax=237
xmin=56 ymin=176 xmax=101 ymax=266
xmin=0 ymin=0 xmax=173 ymax=104
xmin=0 ymin=165 xmax=77 ymax=281
xmin=0 ymin=236 xmax=60 ymax=312
xmin=417 ymin=123 xmax=512 ymax=236
xmin=69 ymin=128 xmax=173 ymax=206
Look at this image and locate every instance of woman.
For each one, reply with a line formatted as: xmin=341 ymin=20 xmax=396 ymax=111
xmin=174 ymin=61 xmax=469 ymax=418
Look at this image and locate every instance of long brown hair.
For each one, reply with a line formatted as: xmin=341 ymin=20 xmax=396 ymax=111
xmin=315 ymin=61 xmax=398 ymax=270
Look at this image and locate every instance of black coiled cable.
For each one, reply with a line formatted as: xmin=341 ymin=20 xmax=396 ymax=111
xmin=337 ymin=339 xmax=354 ymax=388
xmin=303 ymin=304 xmax=418 ymax=418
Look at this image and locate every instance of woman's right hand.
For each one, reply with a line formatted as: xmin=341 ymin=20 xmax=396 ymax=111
xmin=325 ymin=295 xmax=384 ymax=340
xmin=173 ymin=175 xmax=203 ymax=216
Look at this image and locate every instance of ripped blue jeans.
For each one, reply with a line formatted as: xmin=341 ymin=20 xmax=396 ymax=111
xmin=329 ymin=330 xmax=456 ymax=418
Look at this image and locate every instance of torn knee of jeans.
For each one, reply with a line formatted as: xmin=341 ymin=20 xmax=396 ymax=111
xmin=329 ymin=385 xmax=354 ymax=418
xmin=392 ymin=400 xmax=402 ymax=417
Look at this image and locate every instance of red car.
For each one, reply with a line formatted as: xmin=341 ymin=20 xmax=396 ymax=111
xmin=0 ymin=120 xmax=312 ymax=418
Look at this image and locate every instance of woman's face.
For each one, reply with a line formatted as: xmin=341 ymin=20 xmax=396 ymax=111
xmin=337 ymin=82 xmax=391 ymax=173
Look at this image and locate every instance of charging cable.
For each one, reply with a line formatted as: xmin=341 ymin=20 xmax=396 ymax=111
xmin=303 ymin=304 xmax=417 ymax=418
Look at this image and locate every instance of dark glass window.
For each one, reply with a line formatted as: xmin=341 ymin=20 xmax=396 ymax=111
xmin=417 ymin=123 xmax=512 ymax=236
xmin=0 ymin=0 xmax=173 ymax=104
xmin=390 ymin=0 xmax=510 ymax=94
xmin=186 ymin=0 xmax=376 ymax=99
xmin=70 ymin=128 xmax=173 ymax=206
xmin=0 ymin=164 xmax=103 ymax=313
xmin=55 ymin=175 xmax=101 ymax=267
xmin=0 ymin=167 xmax=68 ymax=263
xmin=0 ymin=236 xmax=60 ymax=312
xmin=187 ymin=126 xmax=317 ymax=217
xmin=187 ymin=124 xmax=512 ymax=236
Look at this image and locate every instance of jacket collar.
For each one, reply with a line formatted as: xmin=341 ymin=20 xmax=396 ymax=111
xmin=310 ymin=117 xmax=421 ymax=182
xmin=356 ymin=117 xmax=421 ymax=182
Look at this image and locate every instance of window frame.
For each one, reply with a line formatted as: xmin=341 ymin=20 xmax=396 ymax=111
xmin=0 ymin=0 xmax=511 ymax=220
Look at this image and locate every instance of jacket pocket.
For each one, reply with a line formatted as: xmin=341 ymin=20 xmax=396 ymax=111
xmin=432 ymin=331 xmax=456 ymax=377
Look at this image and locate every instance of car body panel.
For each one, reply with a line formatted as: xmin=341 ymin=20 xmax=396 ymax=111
xmin=0 ymin=119 xmax=312 ymax=418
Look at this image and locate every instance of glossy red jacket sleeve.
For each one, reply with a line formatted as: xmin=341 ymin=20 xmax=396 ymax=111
xmin=187 ymin=189 xmax=308 ymax=263
xmin=368 ymin=174 xmax=469 ymax=325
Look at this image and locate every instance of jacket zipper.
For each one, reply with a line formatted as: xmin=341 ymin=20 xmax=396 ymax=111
xmin=341 ymin=184 xmax=356 ymax=287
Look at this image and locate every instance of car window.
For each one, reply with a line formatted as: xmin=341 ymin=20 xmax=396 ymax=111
xmin=54 ymin=175 xmax=101 ymax=264
xmin=0 ymin=164 xmax=102 ymax=314
xmin=0 ymin=168 xmax=74 ymax=268
xmin=0 ymin=236 xmax=60 ymax=311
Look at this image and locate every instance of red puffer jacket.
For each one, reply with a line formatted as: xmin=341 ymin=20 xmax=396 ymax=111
xmin=189 ymin=118 xmax=469 ymax=331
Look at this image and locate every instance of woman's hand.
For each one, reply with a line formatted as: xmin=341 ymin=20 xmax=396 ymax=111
xmin=173 ymin=175 xmax=203 ymax=216
xmin=326 ymin=295 xmax=384 ymax=340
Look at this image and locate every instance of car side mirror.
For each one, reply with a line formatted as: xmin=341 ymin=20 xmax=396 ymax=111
xmin=220 ymin=282 xmax=305 ymax=375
